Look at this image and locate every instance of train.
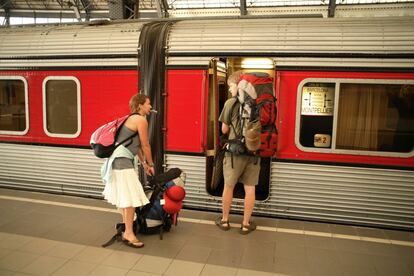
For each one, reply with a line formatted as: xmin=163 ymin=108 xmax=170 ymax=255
xmin=0 ymin=15 xmax=413 ymax=230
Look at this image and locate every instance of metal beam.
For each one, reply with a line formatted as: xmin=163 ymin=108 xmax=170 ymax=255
xmin=155 ymin=0 xmax=168 ymax=18
xmin=134 ymin=0 xmax=139 ymax=19
xmin=80 ymin=0 xmax=91 ymax=21
xmin=124 ymin=0 xmax=138 ymax=19
xmin=107 ymin=0 xmax=125 ymax=20
xmin=0 ymin=0 xmax=11 ymax=9
xmin=0 ymin=0 xmax=11 ymax=26
xmin=161 ymin=0 xmax=169 ymax=17
xmin=0 ymin=0 xmax=6 ymax=8
xmin=240 ymin=0 xmax=247 ymax=16
xmin=328 ymin=0 xmax=336 ymax=18
xmin=56 ymin=0 xmax=65 ymax=8
xmin=0 ymin=9 xmax=109 ymax=19
xmin=106 ymin=0 xmax=138 ymax=20
xmin=2 ymin=8 xmax=10 ymax=26
xmin=66 ymin=0 xmax=82 ymax=21
xmin=23 ymin=0 xmax=32 ymax=9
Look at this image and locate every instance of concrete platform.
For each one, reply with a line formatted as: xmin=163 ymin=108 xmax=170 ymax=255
xmin=0 ymin=188 xmax=413 ymax=276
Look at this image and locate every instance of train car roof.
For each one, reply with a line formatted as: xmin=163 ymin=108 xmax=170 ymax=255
xmin=0 ymin=16 xmax=413 ymax=69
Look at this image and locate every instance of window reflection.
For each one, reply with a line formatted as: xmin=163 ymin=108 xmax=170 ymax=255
xmin=0 ymin=79 xmax=27 ymax=133
xmin=45 ymin=80 xmax=78 ymax=135
xmin=337 ymin=83 xmax=414 ymax=153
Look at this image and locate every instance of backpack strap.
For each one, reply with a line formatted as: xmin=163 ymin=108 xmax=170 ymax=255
xmin=116 ymin=132 xmax=138 ymax=148
xmin=269 ymin=97 xmax=278 ymax=127
xmin=139 ymin=176 xmax=164 ymax=216
xmin=227 ymin=98 xmax=244 ymax=141
xmin=101 ymin=223 xmax=125 ymax=247
xmin=114 ymin=113 xmax=139 ymax=149
xmin=227 ymin=98 xmax=243 ymax=169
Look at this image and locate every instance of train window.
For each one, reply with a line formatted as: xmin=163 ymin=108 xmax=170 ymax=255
xmin=0 ymin=77 xmax=29 ymax=135
xmin=336 ymin=83 xmax=414 ymax=153
xmin=298 ymin=80 xmax=414 ymax=156
xmin=299 ymin=82 xmax=335 ymax=148
xmin=43 ymin=77 xmax=81 ymax=138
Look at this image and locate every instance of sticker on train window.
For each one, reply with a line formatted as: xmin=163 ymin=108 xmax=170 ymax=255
xmin=297 ymin=79 xmax=414 ymax=157
xmin=42 ymin=77 xmax=81 ymax=138
xmin=0 ymin=77 xmax=29 ymax=135
xmin=301 ymin=86 xmax=334 ymax=116
xmin=299 ymin=83 xmax=335 ymax=149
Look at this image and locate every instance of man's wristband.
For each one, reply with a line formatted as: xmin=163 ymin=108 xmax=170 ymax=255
xmin=146 ymin=162 xmax=154 ymax=167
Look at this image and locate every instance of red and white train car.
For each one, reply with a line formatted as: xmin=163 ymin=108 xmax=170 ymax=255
xmin=0 ymin=16 xmax=413 ymax=230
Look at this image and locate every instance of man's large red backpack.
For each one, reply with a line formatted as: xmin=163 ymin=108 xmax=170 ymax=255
xmin=238 ymin=73 xmax=278 ymax=157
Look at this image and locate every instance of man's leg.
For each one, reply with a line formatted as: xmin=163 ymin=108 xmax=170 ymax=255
xmin=222 ymin=184 xmax=235 ymax=222
xmin=242 ymin=185 xmax=255 ymax=226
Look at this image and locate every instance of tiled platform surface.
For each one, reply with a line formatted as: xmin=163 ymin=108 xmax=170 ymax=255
xmin=0 ymin=187 xmax=413 ymax=276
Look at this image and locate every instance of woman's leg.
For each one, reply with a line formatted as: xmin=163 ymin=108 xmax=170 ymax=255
xmin=122 ymin=207 xmax=137 ymax=240
xmin=120 ymin=207 xmax=144 ymax=248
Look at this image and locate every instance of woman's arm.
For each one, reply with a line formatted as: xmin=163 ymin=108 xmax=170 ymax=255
xmin=137 ymin=116 xmax=155 ymax=175
xmin=137 ymin=147 xmax=144 ymax=163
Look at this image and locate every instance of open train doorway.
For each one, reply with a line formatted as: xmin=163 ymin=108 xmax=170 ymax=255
xmin=206 ymin=57 xmax=275 ymax=201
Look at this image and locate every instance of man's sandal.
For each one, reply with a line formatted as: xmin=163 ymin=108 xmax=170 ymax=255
xmin=239 ymin=221 xmax=257 ymax=235
xmin=215 ymin=216 xmax=231 ymax=231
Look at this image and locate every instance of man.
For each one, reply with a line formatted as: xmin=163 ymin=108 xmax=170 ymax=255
xmin=216 ymin=71 xmax=260 ymax=235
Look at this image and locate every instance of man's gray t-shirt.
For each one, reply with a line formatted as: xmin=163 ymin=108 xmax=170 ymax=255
xmin=219 ymin=97 xmax=241 ymax=140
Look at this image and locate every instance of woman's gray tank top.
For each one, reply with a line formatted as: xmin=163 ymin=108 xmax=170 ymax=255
xmin=112 ymin=124 xmax=140 ymax=170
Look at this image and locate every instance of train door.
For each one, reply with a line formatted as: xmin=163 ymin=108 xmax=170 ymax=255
xmin=206 ymin=57 xmax=275 ymax=201
xmin=206 ymin=59 xmax=227 ymax=195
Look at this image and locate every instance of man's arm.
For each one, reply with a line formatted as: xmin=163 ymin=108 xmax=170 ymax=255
xmin=222 ymin=122 xmax=229 ymax=134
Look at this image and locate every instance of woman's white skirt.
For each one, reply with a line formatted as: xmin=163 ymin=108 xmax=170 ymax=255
xmin=103 ymin=168 xmax=150 ymax=208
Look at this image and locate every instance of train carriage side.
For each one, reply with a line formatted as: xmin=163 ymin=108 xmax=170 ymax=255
xmin=0 ymin=22 xmax=145 ymax=195
xmin=164 ymin=17 xmax=414 ymax=230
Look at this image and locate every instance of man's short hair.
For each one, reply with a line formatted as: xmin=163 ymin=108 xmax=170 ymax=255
xmin=227 ymin=70 xmax=243 ymax=85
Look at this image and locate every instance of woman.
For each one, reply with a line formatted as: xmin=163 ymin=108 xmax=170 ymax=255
xmin=102 ymin=94 xmax=155 ymax=248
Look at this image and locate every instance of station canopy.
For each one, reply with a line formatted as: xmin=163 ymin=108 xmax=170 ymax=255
xmin=0 ymin=0 xmax=413 ymax=25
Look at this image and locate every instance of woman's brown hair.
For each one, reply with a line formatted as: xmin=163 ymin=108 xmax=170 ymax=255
xmin=129 ymin=94 xmax=150 ymax=113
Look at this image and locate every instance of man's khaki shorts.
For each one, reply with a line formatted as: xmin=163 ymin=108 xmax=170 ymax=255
xmin=223 ymin=153 xmax=260 ymax=187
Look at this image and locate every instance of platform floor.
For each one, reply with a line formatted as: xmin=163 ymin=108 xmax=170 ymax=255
xmin=0 ymin=187 xmax=413 ymax=276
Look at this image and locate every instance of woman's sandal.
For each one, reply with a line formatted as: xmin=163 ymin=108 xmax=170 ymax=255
xmin=239 ymin=221 xmax=257 ymax=235
xmin=215 ymin=216 xmax=231 ymax=231
xmin=122 ymin=236 xmax=144 ymax=248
